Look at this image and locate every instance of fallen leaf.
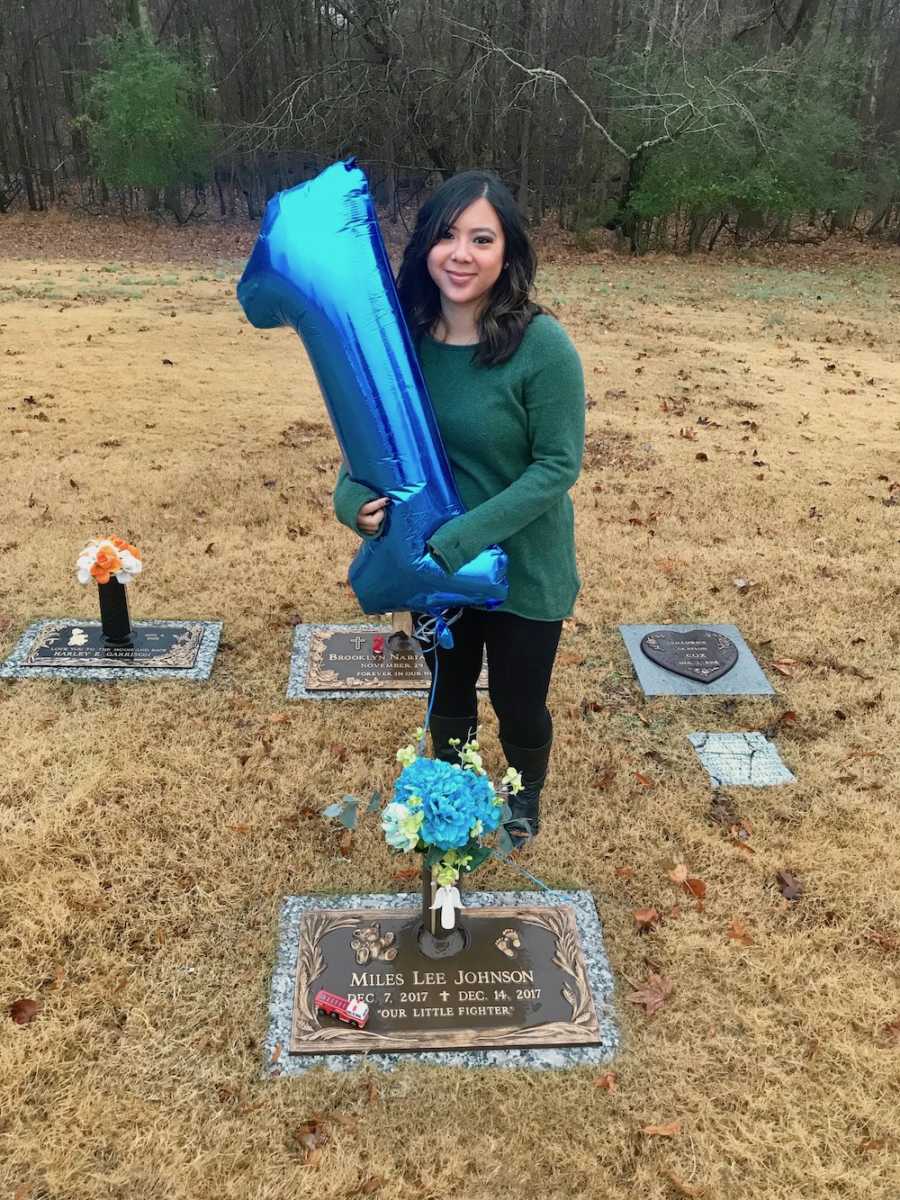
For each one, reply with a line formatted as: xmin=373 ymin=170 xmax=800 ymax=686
xmin=878 ymin=1015 xmax=900 ymax=1045
xmin=837 ymin=747 xmax=882 ymax=767
xmin=593 ymin=1071 xmax=618 ymax=1091
xmin=269 ymin=713 xmax=291 ymax=724
xmin=558 ymin=651 xmax=585 ymax=666
xmin=729 ymin=817 xmax=753 ymax=842
xmin=642 ymin=1120 xmax=681 ymax=1136
xmin=857 ymin=1139 xmax=888 ymax=1153
xmin=338 ymin=829 xmax=354 ymax=858
xmin=771 ymin=658 xmax=801 ymax=678
xmin=669 ymin=864 xmax=689 ymax=884
xmin=684 ymin=877 xmax=707 ymax=901
xmin=391 ymin=867 xmax=420 ymax=884
xmin=614 ymin=865 xmax=634 ymax=879
xmin=863 ymin=930 xmax=899 ymax=953
xmin=270 ymin=1041 xmax=282 ymax=1064
xmin=729 ymin=835 xmax=758 ymax=854
xmin=727 ymin=918 xmax=753 ymax=946
xmin=358 ymin=1178 xmax=385 ymax=1195
xmin=634 ymin=771 xmax=654 ymax=788
xmin=9 ymin=998 xmax=41 ymax=1025
xmin=663 ymin=1170 xmax=706 ymax=1197
xmin=594 ymin=758 xmax=617 ymax=789
xmin=294 ymin=1118 xmax=328 ymax=1163
xmin=227 ymin=823 xmax=250 ymax=834
xmin=634 ymin=907 xmax=660 ymax=931
xmin=776 ymin=869 xmax=803 ymax=901
xmin=628 ymin=973 xmax=673 ymax=1017
xmin=42 ymin=966 xmax=65 ymax=991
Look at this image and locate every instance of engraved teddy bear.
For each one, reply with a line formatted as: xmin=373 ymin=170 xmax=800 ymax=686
xmin=350 ymin=923 xmax=398 ymax=965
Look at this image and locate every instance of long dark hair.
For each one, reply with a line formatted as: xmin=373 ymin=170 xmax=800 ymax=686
xmin=396 ymin=169 xmax=543 ymax=367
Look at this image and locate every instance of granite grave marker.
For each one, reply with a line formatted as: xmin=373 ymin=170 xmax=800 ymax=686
xmin=287 ymin=623 xmax=488 ymax=700
xmin=618 ymin=624 xmax=774 ymax=697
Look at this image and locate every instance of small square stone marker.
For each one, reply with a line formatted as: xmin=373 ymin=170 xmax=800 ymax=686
xmin=688 ymin=731 xmax=796 ymax=787
xmin=619 ymin=623 xmax=773 ymax=697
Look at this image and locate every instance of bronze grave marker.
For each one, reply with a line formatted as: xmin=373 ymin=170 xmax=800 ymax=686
xmin=305 ymin=628 xmax=488 ymax=692
xmin=291 ymin=904 xmax=600 ymax=1054
xmin=640 ymin=628 xmax=739 ymax=684
xmin=21 ymin=619 xmax=205 ymax=669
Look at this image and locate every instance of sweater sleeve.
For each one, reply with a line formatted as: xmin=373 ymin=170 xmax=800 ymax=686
xmin=427 ymin=324 xmax=585 ymax=574
xmin=333 ymin=463 xmax=381 ymax=539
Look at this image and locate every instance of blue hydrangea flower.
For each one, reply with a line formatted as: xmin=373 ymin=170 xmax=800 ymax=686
xmin=393 ymin=758 xmax=501 ymax=851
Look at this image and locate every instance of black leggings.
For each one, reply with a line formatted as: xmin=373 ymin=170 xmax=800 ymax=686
xmin=413 ymin=609 xmax=563 ymax=748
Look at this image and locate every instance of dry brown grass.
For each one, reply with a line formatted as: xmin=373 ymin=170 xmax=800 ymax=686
xmin=2 ymin=234 xmax=900 ymax=1200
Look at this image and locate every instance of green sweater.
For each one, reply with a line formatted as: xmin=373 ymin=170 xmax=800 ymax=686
xmin=333 ymin=313 xmax=585 ymax=620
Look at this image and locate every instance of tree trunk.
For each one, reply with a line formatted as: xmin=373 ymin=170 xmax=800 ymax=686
xmin=5 ymin=73 xmax=39 ymax=211
xmin=517 ymin=0 xmax=534 ymax=213
xmin=619 ymin=149 xmax=647 ymax=253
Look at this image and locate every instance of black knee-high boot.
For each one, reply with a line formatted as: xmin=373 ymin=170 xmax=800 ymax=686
xmin=500 ymin=736 xmax=552 ymax=846
xmin=428 ymin=713 xmax=478 ymax=763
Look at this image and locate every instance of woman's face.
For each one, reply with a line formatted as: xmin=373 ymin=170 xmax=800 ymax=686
xmin=426 ymin=197 xmax=505 ymax=314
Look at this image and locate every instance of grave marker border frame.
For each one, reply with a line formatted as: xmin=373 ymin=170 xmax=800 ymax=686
xmin=0 ymin=618 xmax=222 ymax=682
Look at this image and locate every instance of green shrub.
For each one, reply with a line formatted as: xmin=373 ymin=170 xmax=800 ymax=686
xmin=80 ymin=31 xmax=212 ymax=190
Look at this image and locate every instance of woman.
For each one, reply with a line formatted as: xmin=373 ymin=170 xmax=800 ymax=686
xmin=333 ymin=170 xmax=585 ymax=846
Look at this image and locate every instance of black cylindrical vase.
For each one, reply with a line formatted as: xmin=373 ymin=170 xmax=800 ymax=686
xmin=97 ymin=577 xmax=133 ymax=645
xmin=418 ymin=859 xmax=465 ymax=960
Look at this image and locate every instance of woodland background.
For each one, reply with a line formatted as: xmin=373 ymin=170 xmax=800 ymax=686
xmin=2 ymin=0 xmax=900 ymax=251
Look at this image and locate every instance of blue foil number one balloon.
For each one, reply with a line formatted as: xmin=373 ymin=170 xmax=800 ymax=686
xmin=236 ymin=159 xmax=508 ymax=615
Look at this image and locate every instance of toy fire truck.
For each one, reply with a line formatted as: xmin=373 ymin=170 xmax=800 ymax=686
xmin=314 ymin=989 xmax=370 ymax=1029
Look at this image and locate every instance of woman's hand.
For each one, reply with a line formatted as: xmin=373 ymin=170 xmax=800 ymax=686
xmin=357 ymin=496 xmax=389 ymax=535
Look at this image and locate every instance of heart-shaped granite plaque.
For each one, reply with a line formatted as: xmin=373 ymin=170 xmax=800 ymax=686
xmin=640 ymin=629 xmax=739 ymax=684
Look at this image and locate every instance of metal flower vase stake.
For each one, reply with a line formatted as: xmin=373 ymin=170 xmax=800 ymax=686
xmin=75 ymin=537 xmax=143 ymax=646
xmin=420 ymin=858 xmax=465 ymax=959
xmin=382 ymin=728 xmax=524 ymax=961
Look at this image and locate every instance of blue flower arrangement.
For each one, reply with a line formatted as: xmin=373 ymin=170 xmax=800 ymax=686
xmin=381 ymin=730 xmax=522 ymax=886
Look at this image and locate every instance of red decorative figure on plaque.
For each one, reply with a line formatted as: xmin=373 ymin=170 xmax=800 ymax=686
xmin=314 ymin=989 xmax=369 ymax=1029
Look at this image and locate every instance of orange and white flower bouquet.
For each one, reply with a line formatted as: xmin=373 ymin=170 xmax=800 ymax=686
xmin=75 ymin=537 xmax=143 ymax=586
